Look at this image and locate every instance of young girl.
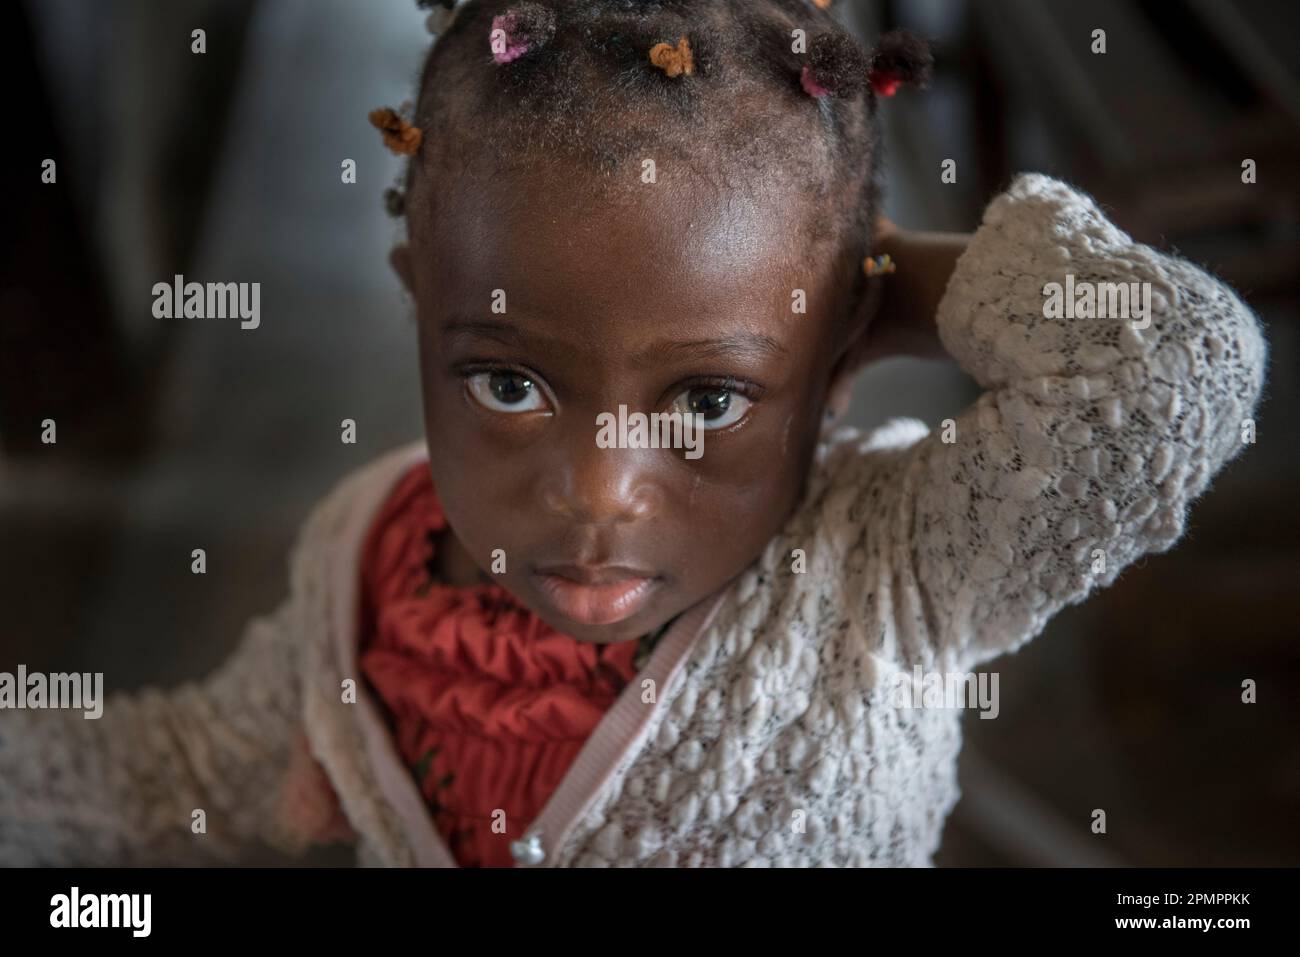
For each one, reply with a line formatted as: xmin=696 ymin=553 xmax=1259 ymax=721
xmin=1 ymin=0 xmax=1266 ymax=867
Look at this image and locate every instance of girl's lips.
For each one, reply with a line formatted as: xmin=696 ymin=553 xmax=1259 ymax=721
xmin=532 ymin=572 xmax=660 ymax=626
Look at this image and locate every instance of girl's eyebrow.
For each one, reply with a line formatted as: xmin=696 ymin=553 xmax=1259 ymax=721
xmin=637 ymin=332 xmax=788 ymax=365
xmin=441 ymin=318 xmax=520 ymax=347
xmin=442 ymin=319 xmax=786 ymax=364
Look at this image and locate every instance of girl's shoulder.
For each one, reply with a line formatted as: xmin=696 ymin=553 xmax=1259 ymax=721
xmin=802 ymin=419 xmax=933 ymax=515
xmin=819 ymin=419 xmax=932 ymax=471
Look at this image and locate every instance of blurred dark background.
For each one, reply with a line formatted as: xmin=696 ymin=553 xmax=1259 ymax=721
xmin=2 ymin=0 xmax=1297 ymax=866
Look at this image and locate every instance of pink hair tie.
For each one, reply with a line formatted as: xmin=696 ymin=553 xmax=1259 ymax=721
xmin=800 ymin=32 xmax=868 ymax=99
xmin=800 ymin=65 xmax=832 ymax=98
xmin=490 ymin=4 xmax=557 ymax=65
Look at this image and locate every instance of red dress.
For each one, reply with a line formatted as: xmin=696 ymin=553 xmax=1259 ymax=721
xmin=357 ymin=465 xmax=647 ymax=867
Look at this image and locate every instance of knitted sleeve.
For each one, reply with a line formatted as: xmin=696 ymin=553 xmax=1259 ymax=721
xmin=832 ymin=173 xmax=1267 ymax=670
xmin=0 ymin=590 xmax=325 ymax=866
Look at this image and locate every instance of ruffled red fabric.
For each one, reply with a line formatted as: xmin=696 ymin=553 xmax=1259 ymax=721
xmin=357 ymin=465 xmax=640 ymax=867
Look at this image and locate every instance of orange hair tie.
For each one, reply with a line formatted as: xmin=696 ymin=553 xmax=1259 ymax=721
xmin=368 ymin=107 xmax=423 ymax=157
xmin=863 ymin=254 xmax=896 ymax=277
xmin=649 ymin=37 xmax=694 ymax=77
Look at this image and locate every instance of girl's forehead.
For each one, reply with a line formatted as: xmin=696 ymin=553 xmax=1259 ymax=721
xmin=419 ymin=165 xmax=829 ymax=315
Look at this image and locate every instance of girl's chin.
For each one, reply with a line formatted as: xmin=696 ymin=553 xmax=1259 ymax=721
xmin=534 ymin=609 xmax=668 ymax=646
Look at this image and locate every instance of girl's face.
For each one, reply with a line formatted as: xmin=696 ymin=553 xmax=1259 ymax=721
xmin=399 ymin=166 xmax=854 ymax=644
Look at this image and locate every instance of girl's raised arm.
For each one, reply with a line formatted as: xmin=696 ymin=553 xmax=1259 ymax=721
xmin=823 ymin=173 xmax=1266 ymax=672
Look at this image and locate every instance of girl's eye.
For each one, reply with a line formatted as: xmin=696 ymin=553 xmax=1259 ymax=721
xmin=671 ymin=387 xmax=751 ymax=430
xmin=465 ymin=371 xmax=548 ymax=413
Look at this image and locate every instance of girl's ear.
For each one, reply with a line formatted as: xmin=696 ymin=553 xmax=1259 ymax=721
xmin=390 ymin=244 xmax=415 ymax=293
xmin=822 ymin=359 xmax=856 ymax=434
xmin=822 ymin=276 xmax=886 ymax=434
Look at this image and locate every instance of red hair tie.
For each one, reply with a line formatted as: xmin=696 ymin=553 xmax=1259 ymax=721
xmin=869 ymin=69 xmax=901 ymax=97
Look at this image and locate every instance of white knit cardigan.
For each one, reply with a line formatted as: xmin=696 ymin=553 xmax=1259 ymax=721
xmin=0 ymin=175 xmax=1267 ymax=867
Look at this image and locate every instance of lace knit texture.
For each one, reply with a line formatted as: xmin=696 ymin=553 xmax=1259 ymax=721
xmin=0 ymin=175 xmax=1267 ymax=866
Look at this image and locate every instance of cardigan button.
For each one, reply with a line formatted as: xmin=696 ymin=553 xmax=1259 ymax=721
xmin=510 ymin=833 xmax=546 ymax=866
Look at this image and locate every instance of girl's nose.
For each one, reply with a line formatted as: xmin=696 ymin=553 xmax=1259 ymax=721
xmin=537 ymin=437 xmax=664 ymax=526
